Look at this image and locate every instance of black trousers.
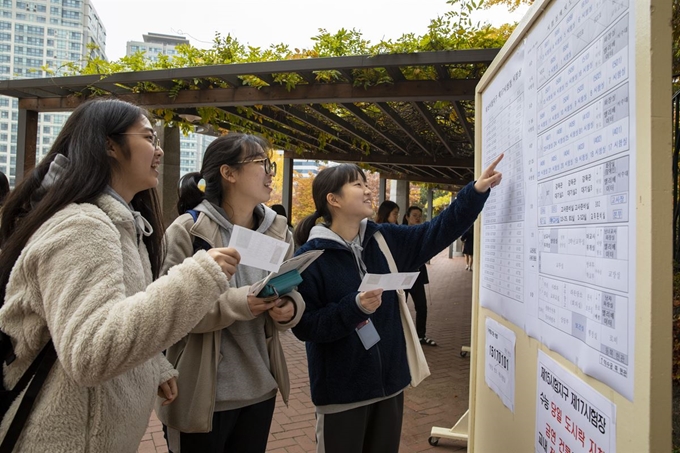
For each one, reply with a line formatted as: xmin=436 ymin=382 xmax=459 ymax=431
xmin=316 ymin=392 xmax=404 ymax=453
xmin=406 ymin=280 xmax=428 ymax=338
xmin=166 ymin=396 xmax=276 ymax=453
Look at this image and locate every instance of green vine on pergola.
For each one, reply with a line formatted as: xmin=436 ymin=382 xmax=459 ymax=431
xmin=40 ymin=0 xmax=516 ymax=155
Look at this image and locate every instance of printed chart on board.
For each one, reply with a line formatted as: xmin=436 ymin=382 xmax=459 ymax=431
xmin=479 ymin=0 xmax=635 ymax=400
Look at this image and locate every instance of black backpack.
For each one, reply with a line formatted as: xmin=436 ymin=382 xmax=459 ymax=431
xmin=0 ymin=316 xmax=57 ymax=452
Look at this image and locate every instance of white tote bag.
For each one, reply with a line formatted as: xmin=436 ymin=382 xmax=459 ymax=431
xmin=373 ymin=231 xmax=431 ymax=387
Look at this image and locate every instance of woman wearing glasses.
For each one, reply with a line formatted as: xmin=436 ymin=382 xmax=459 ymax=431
xmin=159 ymin=133 xmax=304 ymax=453
xmin=0 ymin=99 xmax=238 ymax=452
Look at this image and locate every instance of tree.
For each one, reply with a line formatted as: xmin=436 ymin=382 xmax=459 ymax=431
xmin=291 ymin=171 xmax=317 ymax=226
xmin=267 ymin=152 xmax=285 ymax=207
xmin=481 ymin=0 xmax=532 ymax=11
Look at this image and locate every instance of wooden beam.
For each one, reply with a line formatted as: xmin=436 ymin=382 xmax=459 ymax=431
xmin=0 ymin=49 xmax=498 ymax=96
xmin=282 ymin=150 xmax=472 ymax=168
xmin=15 ymin=108 xmax=38 ymax=183
xmin=376 ymin=102 xmax=432 ymax=156
xmin=257 ymin=73 xmax=275 ymax=85
xmin=338 ymin=69 xmax=354 ymax=83
xmin=342 ymin=103 xmax=410 ymax=155
xmin=269 ymin=105 xmax=375 ymax=154
xmin=308 ymin=104 xmax=390 ymax=155
xmin=453 ymin=100 xmax=474 ymax=147
xmin=411 ymin=101 xmax=456 ymax=156
xmin=379 ymin=170 xmax=470 ymax=186
xmin=385 ymin=66 xmax=405 ymax=82
xmin=435 ymin=64 xmax=449 ymax=81
xmin=221 ymin=106 xmax=351 ymax=156
xmin=217 ymin=108 xmax=336 ymax=156
xmin=18 ymin=79 xmax=480 ymax=111
xmin=216 ymin=75 xmax=242 ymax=87
xmin=296 ymin=71 xmax=316 ymax=83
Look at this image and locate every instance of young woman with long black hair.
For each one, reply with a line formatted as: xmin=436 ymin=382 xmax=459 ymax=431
xmin=375 ymin=199 xmax=400 ymax=225
xmin=292 ymin=155 xmax=502 ymax=452
xmin=0 ymin=98 xmax=238 ymax=452
xmin=159 ymin=133 xmax=305 ymax=453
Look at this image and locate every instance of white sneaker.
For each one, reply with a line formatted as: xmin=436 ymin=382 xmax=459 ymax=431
xmin=465 ymin=265 xmax=469 ymax=270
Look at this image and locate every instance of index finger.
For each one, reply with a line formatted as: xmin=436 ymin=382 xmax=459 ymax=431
xmin=365 ymin=288 xmax=384 ymax=297
xmin=486 ymin=153 xmax=504 ymax=172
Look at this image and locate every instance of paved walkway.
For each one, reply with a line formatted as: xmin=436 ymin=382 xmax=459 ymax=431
xmin=139 ymin=250 xmax=473 ymax=453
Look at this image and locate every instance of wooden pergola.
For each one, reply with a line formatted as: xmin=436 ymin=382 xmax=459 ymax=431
xmin=0 ymin=49 xmax=498 ymax=221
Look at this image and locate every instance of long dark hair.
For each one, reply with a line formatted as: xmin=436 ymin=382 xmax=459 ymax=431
xmin=0 ymin=170 xmax=8 ymax=206
xmin=176 ymin=132 xmax=271 ymax=215
xmin=294 ymin=164 xmax=366 ymax=246
xmin=375 ymin=200 xmax=399 ymax=224
xmin=402 ymin=205 xmax=423 ymax=225
xmin=0 ymin=98 xmax=165 ymax=303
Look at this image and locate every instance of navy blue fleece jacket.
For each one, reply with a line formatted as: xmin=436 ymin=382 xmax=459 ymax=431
xmin=292 ymin=182 xmax=490 ymax=406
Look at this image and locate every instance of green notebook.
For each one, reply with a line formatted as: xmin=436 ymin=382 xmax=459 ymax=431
xmin=257 ymin=269 xmax=303 ymax=299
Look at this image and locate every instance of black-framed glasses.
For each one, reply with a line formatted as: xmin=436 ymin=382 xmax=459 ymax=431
xmin=116 ymin=132 xmax=161 ymax=149
xmin=238 ymin=157 xmax=277 ymax=176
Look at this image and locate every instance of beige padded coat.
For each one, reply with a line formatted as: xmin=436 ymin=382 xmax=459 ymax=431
xmin=156 ymin=209 xmax=304 ymax=433
xmin=0 ymin=195 xmax=229 ymax=452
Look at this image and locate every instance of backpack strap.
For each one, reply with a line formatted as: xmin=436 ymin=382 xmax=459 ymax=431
xmin=0 ymin=340 xmax=57 ymax=453
xmin=186 ymin=210 xmax=211 ymax=253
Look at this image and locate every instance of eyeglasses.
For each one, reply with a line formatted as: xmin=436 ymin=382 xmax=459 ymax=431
xmin=238 ymin=157 xmax=277 ymax=176
xmin=116 ymin=132 xmax=161 ymax=149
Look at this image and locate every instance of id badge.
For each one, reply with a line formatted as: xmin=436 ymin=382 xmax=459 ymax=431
xmin=355 ymin=319 xmax=380 ymax=350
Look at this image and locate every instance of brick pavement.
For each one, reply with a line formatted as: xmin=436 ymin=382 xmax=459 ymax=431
xmin=139 ymin=250 xmax=473 ymax=453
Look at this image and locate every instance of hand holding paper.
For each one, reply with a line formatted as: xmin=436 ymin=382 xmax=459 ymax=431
xmin=357 ymin=271 xmax=420 ymax=292
xmin=206 ymin=247 xmax=241 ymax=279
xmin=359 ymin=289 xmax=383 ymax=312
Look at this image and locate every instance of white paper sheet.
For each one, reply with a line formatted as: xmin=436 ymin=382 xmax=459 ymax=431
xmin=485 ymin=317 xmax=516 ymax=412
xmin=536 ymin=351 xmax=616 ymax=453
xmin=227 ymin=225 xmax=289 ymax=272
xmin=357 ymin=272 xmax=420 ymax=292
xmin=248 ymin=250 xmax=324 ymax=296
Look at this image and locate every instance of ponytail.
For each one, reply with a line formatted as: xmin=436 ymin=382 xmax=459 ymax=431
xmin=293 ymin=163 xmax=367 ymax=247
xmin=176 ymin=172 xmax=204 ymax=215
xmin=294 ymin=211 xmax=322 ymax=246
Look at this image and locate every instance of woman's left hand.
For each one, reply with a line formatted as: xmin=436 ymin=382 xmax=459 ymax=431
xmin=474 ymin=153 xmax=504 ymax=193
xmin=158 ymin=377 xmax=178 ymax=406
xmin=269 ymin=297 xmax=295 ymax=323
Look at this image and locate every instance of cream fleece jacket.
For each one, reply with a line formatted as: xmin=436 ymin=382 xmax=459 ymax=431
xmin=0 ymin=194 xmax=228 ymax=452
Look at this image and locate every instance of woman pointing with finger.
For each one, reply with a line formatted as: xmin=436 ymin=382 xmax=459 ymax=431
xmin=291 ymin=154 xmax=503 ymax=453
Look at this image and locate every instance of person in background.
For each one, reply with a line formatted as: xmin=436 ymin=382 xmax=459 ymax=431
xmin=271 ymin=203 xmax=294 ymax=235
xmin=375 ymin=200 xmax=399 ymax=225
xmin=461 ymin=226 xmax=474 ymax=271
xmin=159 ymin=132 xmax=305 ymax=453
xmin=402 ymin=205 xmax=436 ymax=346
xmin=0 ymin=98 xmax=237 ymax=452
xmin=0 ymin=171 xmax=8 ymax=206
xmin=292 ymin=156 xmax=503 ymax=453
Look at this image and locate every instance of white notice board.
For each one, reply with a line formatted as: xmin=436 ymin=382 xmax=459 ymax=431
xmin=479 ymin=0 xmax=636 ymax=400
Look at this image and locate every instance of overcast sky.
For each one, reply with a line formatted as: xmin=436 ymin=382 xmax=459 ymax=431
xmin=90 ymin=0 xmax=529 ymax=61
